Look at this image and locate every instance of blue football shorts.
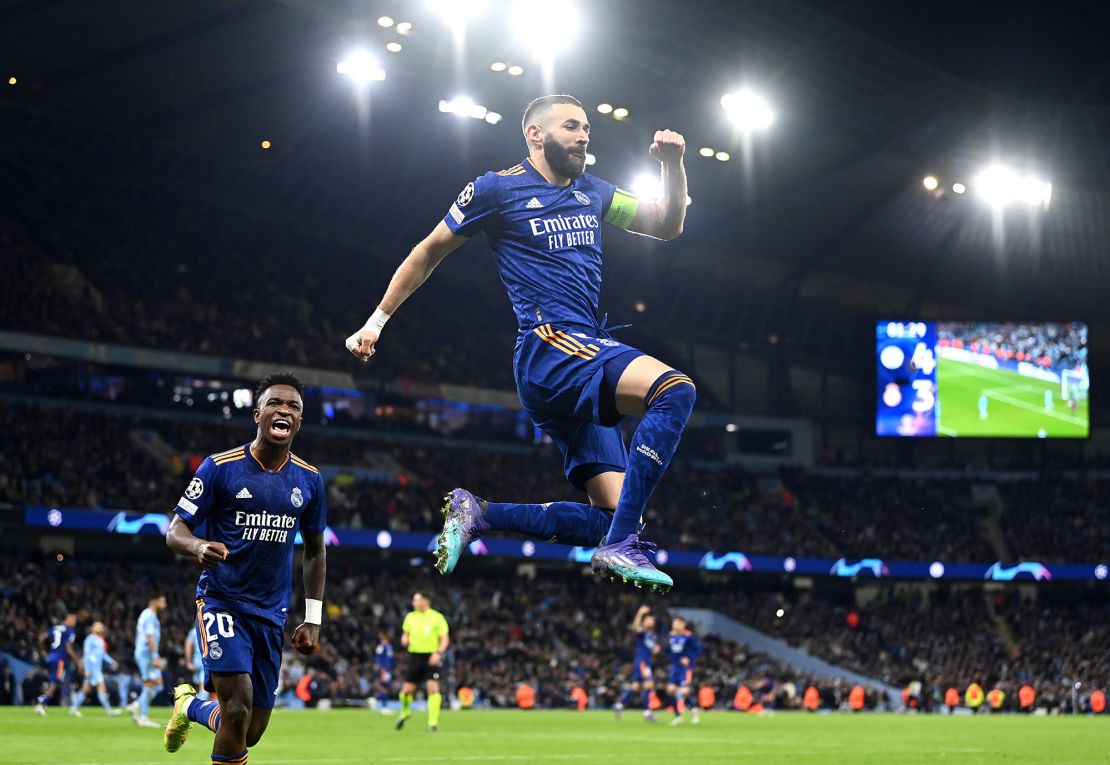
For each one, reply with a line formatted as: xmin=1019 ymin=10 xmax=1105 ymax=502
xmin=668 ymin=666 xmax=693 ymax=688
xmin=195 ymin=598 xmax=283 ymax=709
xmin=514 ymin=322 xmax=643 ymax=490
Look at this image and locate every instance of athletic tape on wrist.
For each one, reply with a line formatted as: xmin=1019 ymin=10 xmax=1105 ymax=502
xmin=345 ymin=308 xmax=391 ymax=354
xmin=304 ymin=598 xmax=324 ymax=625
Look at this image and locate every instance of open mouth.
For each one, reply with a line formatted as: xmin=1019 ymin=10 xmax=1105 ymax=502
xmin=270 ymin=418 xmax=292 ymax=439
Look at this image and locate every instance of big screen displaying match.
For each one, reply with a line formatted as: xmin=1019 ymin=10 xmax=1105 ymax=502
xmin=876 ymin=321 xmax=1089 ymax=437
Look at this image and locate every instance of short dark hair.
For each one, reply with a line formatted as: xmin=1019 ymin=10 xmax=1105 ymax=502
xmin=521 ymin=94 xmax=583 ymax=134
xmin=254 ymin=371 xmax=305 ymax=404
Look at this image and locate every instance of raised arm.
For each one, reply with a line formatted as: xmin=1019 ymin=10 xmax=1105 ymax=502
xmin=631 ymin=604 xmax=651 ymax=632
xmin=347 ymin=221 xmax=468 ymax=360
xmin=625 ymin=130 xmax=688 ymax=241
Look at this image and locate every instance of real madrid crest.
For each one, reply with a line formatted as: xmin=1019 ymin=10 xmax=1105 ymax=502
xmin=290 ymin=487 xmax=304 ymax=508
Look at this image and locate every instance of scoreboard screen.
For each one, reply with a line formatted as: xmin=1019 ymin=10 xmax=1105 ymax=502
xmin=876 ymin=321 xmax=1089 ymax=437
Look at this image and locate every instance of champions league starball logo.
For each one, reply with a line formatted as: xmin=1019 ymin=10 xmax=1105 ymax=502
xmin=185 ymin=477 xmax=204 ymax=500
xmin=290 ymin=487 xmax=303 ymax=508
xmin=456 ymin=182 xmax=475 ymax=207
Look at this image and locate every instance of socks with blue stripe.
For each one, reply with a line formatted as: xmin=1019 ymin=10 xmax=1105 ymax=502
xmin=484 ymin=501 xmax=612 ymax=546
xmin=642 ymin=690 xmax=652 ymax=709
xmin=187 ymin=698 xmax=222 ymax=732
xmin=605 ymin=371 xmax=695 ymax=545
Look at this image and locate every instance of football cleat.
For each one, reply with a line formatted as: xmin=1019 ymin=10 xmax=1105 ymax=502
xmin=434 ymin=488 xmax=489 ymax=576
xmin=591 ymin=535 xmax=673 ymax=594
xmin=164 ymin=684 xmax=195 ymax=752
xmin=395 ymin=716 xmax=407 ymax=731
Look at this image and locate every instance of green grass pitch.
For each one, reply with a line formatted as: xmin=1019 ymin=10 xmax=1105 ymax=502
xmin=4 ymin=707 xmax=1108 ymax=765
xmin=936 ymin=356 xmax=1088 ymax=437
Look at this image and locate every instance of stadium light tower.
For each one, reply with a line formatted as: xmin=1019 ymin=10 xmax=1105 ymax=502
xmin=720 ymin=89 xmax=774 ymax=132
xmin=975 ymin=165 xmax=1052 ymax=210
xmin=337 ymin=50 xmax=385 ymax=83
xmin=510 ymin=1 xmax=580 ymax=59
xmin=428 ymin=0 xmax=488 ymax=33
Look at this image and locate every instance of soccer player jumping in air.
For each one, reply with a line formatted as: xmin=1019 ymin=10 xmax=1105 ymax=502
xmin=347 ymin=95 xmax=691 ymax=593
xmin=162 ymin=372 xmax=327 ymax=765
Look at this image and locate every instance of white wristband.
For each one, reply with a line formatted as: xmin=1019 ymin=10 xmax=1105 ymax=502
xmin=304 ymin=598 xmax=324 ymax=625
xmin=345 ymin=309 xmax=391 ymax=354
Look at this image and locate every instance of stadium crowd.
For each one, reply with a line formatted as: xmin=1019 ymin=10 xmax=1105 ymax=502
xmin=1 ymin=557 xmax=1105 ymax=714
xmin=937 ymin=322 xmax=1088 ymax=372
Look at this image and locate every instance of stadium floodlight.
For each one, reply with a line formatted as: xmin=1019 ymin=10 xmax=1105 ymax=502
xmin=715 ymin=151 xmax=730 ymax=162
xmin=952 ymin=182 xmax=966 ymax=194
xmin=439 ymin=97 xmax=493 ymax=122
xmin=635 ymin=300 xmax=647 ymax=313
xmin=377 ymin=16 xmax=394 ymax=27
xmin=612 ymin=107 xmax=629 ymax=121
xmin=7 ymin=76 xmax=16 ymax=86
xmin=485 ymin=111 xmax=502 ymax=124
xmin=491 ymin=61 xmax=507 ymax=72
xmin=396 ymin=21 xmax=413 ymax=35
xmin=337 ymin=51 xmax=386 ymax=83
xmin=507 ymin=65 xmax=524 ymax=76
xmin=428 ymin=0 xmax=487 ymax=32
xmin=923 ymin=175 xmax=939 ymax=191
xmin=975 ymin=165 xmax=1052 ymax=209
xmin=584 ymin=152 xmax=596 ymax=166
xmin=386 ymin=42 xmax=403 ymax=53
xmin=698 ymin=147 xmax=714 ymax=157
xmin=632 ymin=173 xmax=662 ymax=202
xmin=720 ymin=89 xmax=774 ymax=131
xmin=597 ymin=103 xmax=613 ymax=114
xmin=260 ymin=139 xmax=271 ymax=150
xmin=510 ymin=1 xmax=579 ymax=59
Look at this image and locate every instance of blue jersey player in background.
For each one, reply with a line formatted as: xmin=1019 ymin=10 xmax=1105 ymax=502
xmin=163 ymin=372 xmax=327 ymax=765
xmin=348 ymin=94 xmax=692 ymax=593
xmin=34 ymin=612 xmax=79 ymax=715
xmin=70 ymin=620 xmax=120 ymax=717
xmin=128 ymin=594 xmax=167 ymax=727
xmin=614 ymin=605 xmax=660 ymax=721
xmin=664 ymin=616 xmax=702 ymax=726
xmin=372 ymin=629 xmax=395 ymax=714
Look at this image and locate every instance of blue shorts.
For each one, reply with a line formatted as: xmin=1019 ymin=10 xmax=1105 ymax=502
xmin=378 ymin=669 xmax=393 ymax=685
xmin=46 ymin=658 xmax=67 ymax=683
xmin=196 ymin=598 xmax=283 ymax=710
xmin=514 ymin=323 xmax=643 ymax=490
xmin=669 ymin=666 xmax=693 ymax=688
xmin=632 ymin=657 xmax=653 ymax=682
xmin=134 ymin=654 xmax=162 ymax=683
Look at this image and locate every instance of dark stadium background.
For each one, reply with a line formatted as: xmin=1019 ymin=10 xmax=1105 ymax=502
xmin=1 ymin=0 xmax=1107 ymax=726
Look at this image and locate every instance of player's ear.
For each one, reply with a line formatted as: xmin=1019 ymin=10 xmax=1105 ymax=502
xmin=253 ymin=407 xmax=261 ymax=423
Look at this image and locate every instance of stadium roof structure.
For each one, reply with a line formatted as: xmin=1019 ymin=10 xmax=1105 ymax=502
xmin=5 ymin=0 xmax=1110 ymax=346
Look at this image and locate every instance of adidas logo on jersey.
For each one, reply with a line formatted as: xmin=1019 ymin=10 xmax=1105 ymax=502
xmin=236 ymin=487 xmax=253 ymax=499
xmin=525 ymin=197 xmax=544 ymax=209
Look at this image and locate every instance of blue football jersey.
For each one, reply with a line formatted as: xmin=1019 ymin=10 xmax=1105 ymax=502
xmin=443 ymin=158 xmax=626 ymax=331
xmin=46 ymin=624 xmax=75 ymax=663
xmin=135 ymin=608 xmax=161 ymax=658
xmin=375 ymin=641 xmax=394 ymax=672
xmin=667 ymin=630 xmax=702 ymax=668
xmin=173 ymin=444 xmax=327 ymax=626
xmin=634 ymin=629 xmax=658 ymax=661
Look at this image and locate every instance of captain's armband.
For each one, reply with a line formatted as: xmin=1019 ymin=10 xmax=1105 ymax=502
xmin=603 ymin=187 xmax=640 ymax=230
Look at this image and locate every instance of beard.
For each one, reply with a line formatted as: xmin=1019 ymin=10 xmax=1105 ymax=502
xmin=543 ymin=135 xmax=587 ymax=180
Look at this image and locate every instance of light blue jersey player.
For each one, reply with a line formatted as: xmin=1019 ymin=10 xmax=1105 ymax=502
xmin=70 ymin=621 xmax=120 ymax=717
xmin=664 ymin=617 xmax=702 ymax=725
xmin=34 ymin=613 xmax=79 ymax=715
xmin=183 ymin=628 xmax=210 ymax=701
xmin=163 ymin=372 xmax=327 ymax=764
xmin=348 ymin=95 xmax=694 ymax=593
xmin=129 ymin=595 xmax=166 ymax=727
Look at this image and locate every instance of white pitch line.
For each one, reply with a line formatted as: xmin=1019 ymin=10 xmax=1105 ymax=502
xmin=983 ymin=390 xmax=1086 ymax=426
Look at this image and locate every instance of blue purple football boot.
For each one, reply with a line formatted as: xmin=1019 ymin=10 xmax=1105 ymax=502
xmin=590 ymin=534 xmax=673 ymax=594
xmin=434 ymin=488 xmax=489 ymax=575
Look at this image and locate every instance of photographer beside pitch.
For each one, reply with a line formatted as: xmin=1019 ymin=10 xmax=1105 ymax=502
xmin=162 ymin=373 xmax=327 ymax=765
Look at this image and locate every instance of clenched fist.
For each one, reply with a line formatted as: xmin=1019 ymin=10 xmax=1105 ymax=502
xmin=649 ymin=129 xmax=685 ymax=163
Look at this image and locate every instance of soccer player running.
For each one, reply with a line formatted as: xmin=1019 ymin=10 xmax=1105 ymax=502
xmin=162 ymin=372 xmax=327 ymax=765
xmin=614 ymin=605 xmax=660 ymax=721
xmin=129 ymin=595 xmax=167 ymax=727
xmin=664 ymin=616 xmax=701 ymax=726
xmin=347 ymin=95 xmax=692 ymax=593
xmin=70 ymin=621 xmax=121 ymax=717
xmin=34 ymin=612 xmax=80 ymax=715
xmin=395 ymin=592 xmax=450 ymax=732
xmin=372 ymin=628 xmax=396 ymax=715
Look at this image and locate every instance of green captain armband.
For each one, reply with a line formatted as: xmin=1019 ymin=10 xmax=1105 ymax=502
xmin=604 ymin=187 xmax=640 ymax=229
